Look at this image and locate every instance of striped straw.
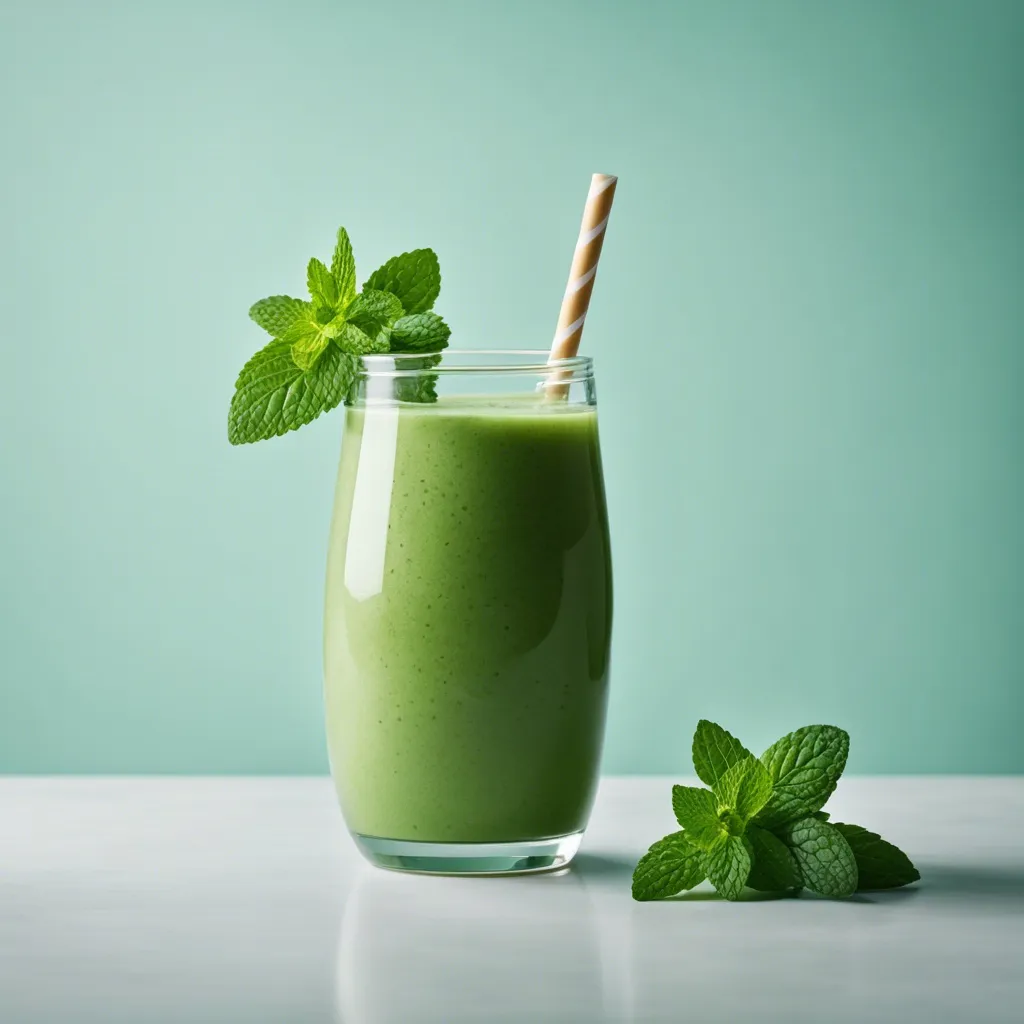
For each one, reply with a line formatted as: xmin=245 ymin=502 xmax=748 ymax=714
xmin=549 ymin=172 xmax=618 ymax=362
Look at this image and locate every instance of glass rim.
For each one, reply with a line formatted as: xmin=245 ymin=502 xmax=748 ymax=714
xmin=357 ymin=348 xmax=593 ymax=378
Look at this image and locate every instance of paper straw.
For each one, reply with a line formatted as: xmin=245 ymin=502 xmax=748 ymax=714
xmin=549 ymin=173 xmax=618 ymax=363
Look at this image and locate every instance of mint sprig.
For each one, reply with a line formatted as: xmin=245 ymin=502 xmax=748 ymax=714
xmin=228 ymin=227 xmax=452 ymax=444
xmin=631 ymin=719 xmax=920 ymax=902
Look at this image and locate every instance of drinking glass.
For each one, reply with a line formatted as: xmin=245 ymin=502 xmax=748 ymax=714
xmin=323 ymin=350 xmax=612 ymax=874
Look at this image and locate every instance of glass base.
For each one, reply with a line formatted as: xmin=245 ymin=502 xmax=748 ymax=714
xmin=352 ymin=831 xmax=584 ymax=875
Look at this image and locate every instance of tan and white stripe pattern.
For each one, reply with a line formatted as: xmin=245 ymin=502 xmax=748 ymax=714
xmin=550 ymin=173 xmax=618 ymax=362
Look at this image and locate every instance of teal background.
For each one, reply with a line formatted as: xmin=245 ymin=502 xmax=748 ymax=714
xmin=1 ymin=0 xmax=1021 ymax=774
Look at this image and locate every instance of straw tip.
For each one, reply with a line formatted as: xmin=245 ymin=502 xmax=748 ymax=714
xmin=587 ymin=174 xmax=618 ymax=199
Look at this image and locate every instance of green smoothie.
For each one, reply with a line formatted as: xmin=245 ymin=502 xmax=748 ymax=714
xmin=323 ymin=396 xmax=612 ymax=843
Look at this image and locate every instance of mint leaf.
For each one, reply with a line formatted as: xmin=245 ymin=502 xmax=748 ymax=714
xmin=280 ymin=306 xmax=318 ymax=342
xmin=833 ymin=823 xmax=920 ymax=890
xmin=390 ymin=312 xmax=451 ymax=353
xmin=233 ymin=338 xmax=291 ymax=389
xmin=812 ymin=811 xmax=830 ymax=821
xmin=338 ymin=321 xmax=389 ymax=356
xmin=671 ymin=786 xmax=725 ymax=850
xmin=249 ymin=296 xmax=309 ymax=338
xmin=746 ymin=825 xmax=802 ymax=892
xmin=393 ymin=353 xmax=442 ymax=404
xmin=777 ymin=817 xmax=858 ymax=898
xmin=331 ymin=227 xmax=356 ymax=308
xmin=704 ymin=834 xmax=752 ymax=900
xmin=692 ymin=720 xmax=753 ymax=789
xmin=631 ymin=832 xmax=706 ymax=901
xmin=754 ymin=725 xmax=850 ymax=829
xmin=397 ymin=375 xmax=438 ymax=403
xmin=307 ymin=257 xmax=339 ymax=310
xmin=290 ymin=338 xmax=328 ymax=371
xmin=228 ymin=341 xmax=354 ymax=444
xmin=321 ymin=315 xmax=348 ymax=341
xmin=715 ymin=756 xmax=773 ymax=822
xmin=285 ymin=317 xmax=333 ymax=371
xmin=347 ymin=288 xmax=403 ymax=344
xmin=364 ymin=248 xmax=441 ymax=314
xmin=278 ymin=304 xmax=366 ymax=369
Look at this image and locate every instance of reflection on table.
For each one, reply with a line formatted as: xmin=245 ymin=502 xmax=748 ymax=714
xmin=336 ymin=858 xmax=633 ymax=1024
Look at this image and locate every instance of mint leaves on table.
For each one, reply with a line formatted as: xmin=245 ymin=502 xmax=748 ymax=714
xmin=776 ymin=815 xmax=858 ymax=898
xmin=756 ymin=724 xmax=850 ymax=829
xmin=228 ymin=227 xmax=452 ymax=444
xmin=832 ymin=823 xmax=921 ymax=890
xmin=631 ymin=720 xmax=921 ymax=902
xmin=745 ymin=825 xmax=801 ymax=892
xmin=632 ymin=832 xmax=705 ymax=901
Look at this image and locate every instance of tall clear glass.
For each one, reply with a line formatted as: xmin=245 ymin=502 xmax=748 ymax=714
xmin=323 ymin=351 xmax=612 ymax=874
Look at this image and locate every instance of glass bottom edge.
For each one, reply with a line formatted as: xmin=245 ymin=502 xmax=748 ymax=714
xmin=352 ymin=830 xmax=584 ymax=875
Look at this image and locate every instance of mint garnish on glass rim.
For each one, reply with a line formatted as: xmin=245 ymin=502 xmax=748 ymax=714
xmin=228 ymin=228 xmax=452 ymax=444
xmin=632 ymin=720 xmax=921 ymax=901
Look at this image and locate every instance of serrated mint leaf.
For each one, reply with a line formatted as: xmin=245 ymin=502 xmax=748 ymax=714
xmin=320 ymin=314 xmax=348 ymax=341
xmin=833 ymin=823 xmax=920 ymax=890
xmin=280 ymin=307 xmax=317 ymax=342
xmin=746 ymin=825 xmax=802 ymax=892
xmin=307 ymin=347 xmax=356 ymax=406
xmin=631 ymin=831 xmax=706 ymax=902
xmin=704 ymin=834 xmax=752 ymax=900
xmin=233 ymin=338 xmax=292 ymax=390
xmin=230 ymin=340 xmax=302 ymax=442
xmin=307 ymin=257 xmax=338 ymax=309
xmin=331 ymin=227 xmax=356 ymax=308
xmin=338 ymin=321 xmax=389 ymax=355
xmin=692 ymin=720 xmax=753 ymax=789
xmin=291 ymin=335 xmax=329 ymax=370
xmin=754 ymin=725 xmax=850 ymax=829
xmin=364 ymin=248 xmax=441 ymax=314
xmin=280 ymin=311 xmax=329 ymax=370
xmin=390 ymin=312 xmax=451 ymax=353
xmin=777 ymin=817 xmax=858 ymax=898
xmin=227 ymin=341 xmax=354 ymax=444
xmin=249 ymin=296 xmax=309 ymax=338
xmin=672 ymin=786 xmax=725 ymax=850
xmin=347 ymin=288 xmax=403 ymax=343
xmin=277 ymin=304 xmax=362 ymax=369
xmin=715 ymin=756 xmax=773 ymax=822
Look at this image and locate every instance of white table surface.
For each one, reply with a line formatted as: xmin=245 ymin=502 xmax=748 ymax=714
xmin=2 ymin=776 xmax=1021 ymax=1023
